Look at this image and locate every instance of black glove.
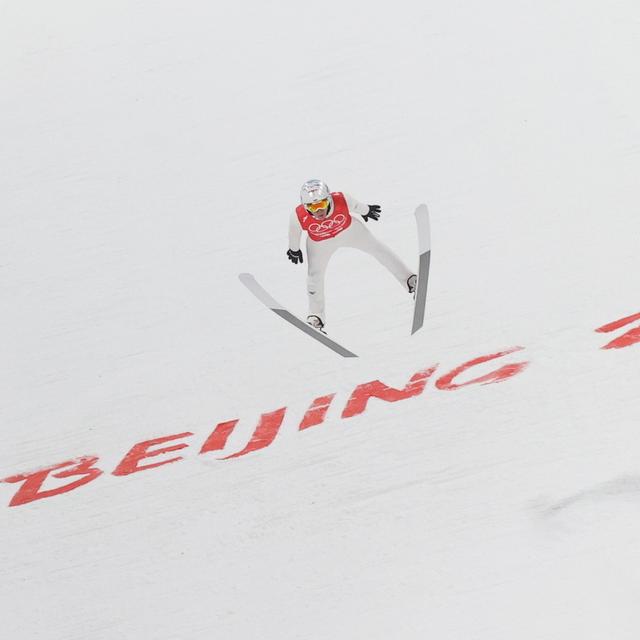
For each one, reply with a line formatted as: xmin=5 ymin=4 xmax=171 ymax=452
xmin=287 ymin=249 xmax=303 ymax=264
xmin=362 ymin=204 xmax=381 ymax=222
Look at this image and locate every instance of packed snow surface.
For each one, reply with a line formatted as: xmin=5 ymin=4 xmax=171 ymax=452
xmin=2 ymin=1 xmax=639 ymax=638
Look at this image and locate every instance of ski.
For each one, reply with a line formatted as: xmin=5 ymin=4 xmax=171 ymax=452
xmin=238 ymin=273 xmax=358 ymax=358
xmin=411 ymin=204 xmax=431 ymax=335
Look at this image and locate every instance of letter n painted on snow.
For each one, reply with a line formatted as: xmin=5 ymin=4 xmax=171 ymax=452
xmin=341 ymin=367 xmax=436 ymax=419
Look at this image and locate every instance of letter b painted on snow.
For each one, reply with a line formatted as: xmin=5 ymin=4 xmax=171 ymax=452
xmin=2 ymin=456 xmax=103 ymax=507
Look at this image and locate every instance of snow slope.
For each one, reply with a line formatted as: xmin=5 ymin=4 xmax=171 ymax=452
xmin=2 ymin=1 xmax=639 ymax=638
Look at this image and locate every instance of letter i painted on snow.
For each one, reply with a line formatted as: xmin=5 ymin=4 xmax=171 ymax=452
xmin=299 ymin=394 xmax=336 ymax=430
xmin=595 ymin=312 xmax=640 ymax=350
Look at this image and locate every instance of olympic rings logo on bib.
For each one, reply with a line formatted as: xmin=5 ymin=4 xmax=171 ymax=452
xmin=309 ymin=213 xmax=348 ymax=238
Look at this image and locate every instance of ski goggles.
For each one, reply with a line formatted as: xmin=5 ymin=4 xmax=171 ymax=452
xmin=305 ymin=198 xmax=330 ymax=213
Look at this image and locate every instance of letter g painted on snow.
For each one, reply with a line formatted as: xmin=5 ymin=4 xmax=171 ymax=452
xmin=435 ymin=347 xmax=529 ymax=390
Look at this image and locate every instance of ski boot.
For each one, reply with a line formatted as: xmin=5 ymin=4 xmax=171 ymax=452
xmin=307 ymin=315 xmax=327 ymax=334
xmin=407 ymin=274 xmax=417 ymax=296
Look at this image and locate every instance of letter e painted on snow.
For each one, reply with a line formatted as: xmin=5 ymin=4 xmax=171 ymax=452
xmin=112 ymin=432 xmax=194 ymax=476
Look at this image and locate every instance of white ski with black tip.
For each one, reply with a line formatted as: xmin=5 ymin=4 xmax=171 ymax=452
xmin=238 ymin=273 xmax=358 ymax=358
xmin=411 ymin=204 xmax=431 ymax=335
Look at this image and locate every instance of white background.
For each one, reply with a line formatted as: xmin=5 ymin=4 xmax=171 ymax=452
xmin=2 ymin=1 xmax=639 ymax=638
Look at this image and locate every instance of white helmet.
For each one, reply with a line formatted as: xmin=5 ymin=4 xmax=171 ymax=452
xmin=300 ymin=179 xmax=332 ymax=206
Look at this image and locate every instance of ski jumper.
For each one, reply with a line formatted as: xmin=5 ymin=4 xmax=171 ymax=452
xmin=288 ymin=192 xmax=413 ymax=324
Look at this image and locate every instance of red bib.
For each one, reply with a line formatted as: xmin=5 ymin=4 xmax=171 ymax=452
xmin=295 ymin=192 xmax=352 ymax=241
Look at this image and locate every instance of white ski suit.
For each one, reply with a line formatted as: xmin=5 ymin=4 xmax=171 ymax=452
xmin=288 ymin=192 xmax=413 ymax=324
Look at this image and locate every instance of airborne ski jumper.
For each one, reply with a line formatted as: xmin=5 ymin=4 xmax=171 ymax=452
xmin=288 ymin=179 xmax=417 ymax=331
xmin=239 ymin=189 xmax=430 ymax=356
